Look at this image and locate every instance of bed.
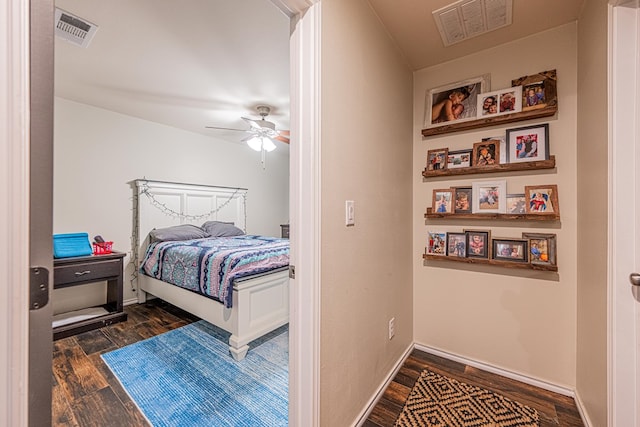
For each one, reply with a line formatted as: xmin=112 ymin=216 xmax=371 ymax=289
xmin=134 ymin=179 xmax=289 ymax=361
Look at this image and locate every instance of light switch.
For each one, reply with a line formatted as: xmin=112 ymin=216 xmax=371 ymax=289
xmin=345 ymin=200 xmax=355 ymax=226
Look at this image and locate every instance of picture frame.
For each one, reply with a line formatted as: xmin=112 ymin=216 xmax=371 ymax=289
xmin=453 ymin=187 xmax=472 ymax=213
xmin=432 ymin=188 xmax=455 ymax=214
xmin=447 ymin=149 xmax=472 ymax=169
xmin=492 ymin=238 xmax=529 ymax=263
xmin=506 ymin=123 xmax=549 ymax=163
xmin=465 ymin=229 xmax=490 ymax=259
xmin=425 ymin=74 xmax=490 ymax=128
xmin=472 ymin=179 xmax=507 ymax=214
xmin=472 ymin=140 xmax=501 ymax=167
xmin=506 ymin=193 xmax=526 ymax=214
xmin=426 ymin=231 xmax=447 ymax=256
xmin=512 ymin=69 xmax=558 ymax=112
xmin=524 ymin=185 xmax=560 ymax=215
xmin=426 ymin=148 xmax=448 ymax=171
xmin=481 ymin=136 xmax=507 ymax=163
xmin=477 ymin=86 xmax=523 ymax=117
xmin=446 ymin=232 xmax=467 ymax=258
xmin=522 ymin=232 xmax=557 ymax=266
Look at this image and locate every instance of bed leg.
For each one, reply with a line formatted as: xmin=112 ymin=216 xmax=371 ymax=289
xmin=229 ymin=343 xmax=249 ymax=361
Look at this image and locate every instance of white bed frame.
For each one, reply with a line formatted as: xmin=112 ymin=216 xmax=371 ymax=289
xmin=134 ymin=179 xmax=289 ymax=361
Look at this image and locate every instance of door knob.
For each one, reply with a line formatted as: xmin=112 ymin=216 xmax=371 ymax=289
xmin=629 ymin=273 xmax=640 ymax=286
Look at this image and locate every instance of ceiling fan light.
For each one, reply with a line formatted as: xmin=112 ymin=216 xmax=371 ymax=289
xmin=247 ymin=136 xmax=263 ymax=151
xmin=263 ymin=138 xmax=277 ymax=152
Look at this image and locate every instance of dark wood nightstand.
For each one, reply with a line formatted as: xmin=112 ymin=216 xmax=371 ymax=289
xmin=280 ymin=224 xmax=290 ymax=239
xmin=53 ymin=251 xmax=128 ymax=340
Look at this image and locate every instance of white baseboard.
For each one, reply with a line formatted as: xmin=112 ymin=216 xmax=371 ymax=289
xmin=123 ymin=297 xmax=140 ymax=306
xmin=353 ymin=342 xmax=414 ymax=427
xmin=414 ymin=342 xmax=575 ymax=397
xmin=573 ymin=390 xmax=593 ymax=427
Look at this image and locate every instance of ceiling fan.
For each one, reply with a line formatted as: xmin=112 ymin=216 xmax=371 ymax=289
xmin=205 ymin=105 xmax=290 ymax=153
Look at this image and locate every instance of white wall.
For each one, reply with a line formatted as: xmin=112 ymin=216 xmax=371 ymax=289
xmin=413 ymin=23 xmax=578 ymax=388
xmin=319 ymin=0 xmax=414 ymax=425
xmin=53 ymin=97 xmax=289 ymax=308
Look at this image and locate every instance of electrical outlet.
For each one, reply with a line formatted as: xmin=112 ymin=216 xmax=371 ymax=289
xmin=388 ymin=317 xmax=395 ymax=340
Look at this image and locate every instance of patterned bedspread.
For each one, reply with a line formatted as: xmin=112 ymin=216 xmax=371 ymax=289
xmin=140 ymin=235 xmax=289 ymax=308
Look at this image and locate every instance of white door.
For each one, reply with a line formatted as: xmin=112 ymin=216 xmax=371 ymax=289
xmin=610 ymin=2 xmax=639 ymax=425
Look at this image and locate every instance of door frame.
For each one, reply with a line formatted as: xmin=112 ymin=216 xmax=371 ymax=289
xmin=609 ymin=1 xmax=639 ymax=425
xmin=0 ymin=0 xmax=31 ymax=424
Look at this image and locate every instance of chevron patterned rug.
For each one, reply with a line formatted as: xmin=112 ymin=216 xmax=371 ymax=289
xmin=395 ymin=370 xmax=539 ymax=427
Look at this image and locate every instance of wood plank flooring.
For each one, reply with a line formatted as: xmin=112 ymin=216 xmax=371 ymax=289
xmin=53 ymin=301 xmax=584 ymax=426
xmin=52 ymin=300 xmax=198 ymax=427
xmin=363 ymin=349 xmax=585 ymax=427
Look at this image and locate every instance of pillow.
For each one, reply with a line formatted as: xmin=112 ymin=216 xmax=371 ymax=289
xmin=201 ymin=221 xmax=245 ymax=237
xmin=149 ymin=224 xmax=210 ymax=243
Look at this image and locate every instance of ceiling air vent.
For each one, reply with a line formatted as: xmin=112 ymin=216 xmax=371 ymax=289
xmin=54 ymin=8 xmax=99 ymax=48
xmin=433 ymin=0 xmax=512 ymax=47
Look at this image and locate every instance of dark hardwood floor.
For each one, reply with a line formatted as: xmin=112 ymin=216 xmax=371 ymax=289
xmin=53 ymin=302 xmax=584 ymax=427
xmin=52 ymin=300 xmax=199 ymax=427
xmin=364 ymin=349 xmax=585 ymax=427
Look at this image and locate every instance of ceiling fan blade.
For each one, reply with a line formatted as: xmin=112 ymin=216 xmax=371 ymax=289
xmin=205 ymin=125 xmax=247 ymax=132
xmin=275 ymin=135 xmax=290 ymax=144
xmin=241 ymin=117 xmax=262 ymax=130
xmin=278 ymin=130 xmax=290 ymax=136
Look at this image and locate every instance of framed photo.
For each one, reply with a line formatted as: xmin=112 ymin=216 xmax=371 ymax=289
xmin=477 ymin=86 xmax=522 ymax=117
xmin=506 ymin=123 xmax=549 ymax=163
xmin=506 ymin=193 xmax=526 ymax=214
xmin=522 ymin=232 xmax=557 ymax=266
xmin=426 ymin=231 xmax=447 ymax=256
xmin=432 ymin=188 xmax=455 ymax=214
xmin=426 ymin=148 xmax=448 ymax=171
xmin=472 ymin=140 xmax=500 ymax=167
xmin=447 ymin=149 xmax=472 ymax=169
xmin=472 ymin=180 xmax=507 ymax=214
xmin=481 ymin=136 xmax=506 ymax=163
xmin=446 ymin=232 xmax=467 ymax=258
xmin=465 ymin=230 xmax=490 ymax=259
xmin=453 ymin=187 xmax=472 ymax=213
xmin=492 ymin=239 xmax=529 ymax=263
xmin=425 ymin=74 xmax=490 ymax=128
xmin=524 ymin=185 xmax=560 ymax=215
xmin=512 ymin=69 xmax=558 ymax=112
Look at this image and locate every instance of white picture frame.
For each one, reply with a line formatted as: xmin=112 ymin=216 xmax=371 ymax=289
xmin=477 ymin=86 xmax=523 ymax=118
xmin=424 ymin=74 xmax=490 ymax=128
xmin=471 ymin=179 xmax=507 ymax=214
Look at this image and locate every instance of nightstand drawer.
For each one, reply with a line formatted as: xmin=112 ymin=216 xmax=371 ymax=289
xmin=54 ymin=259 xmax=121 ymax=288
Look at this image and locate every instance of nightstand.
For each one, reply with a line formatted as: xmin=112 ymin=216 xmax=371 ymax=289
xmin=53 ymin=251 xmax=128 ymax=340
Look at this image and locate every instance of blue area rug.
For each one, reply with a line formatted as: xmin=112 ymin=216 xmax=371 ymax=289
xmin=101 ymin=321 xmax=288 ymax=427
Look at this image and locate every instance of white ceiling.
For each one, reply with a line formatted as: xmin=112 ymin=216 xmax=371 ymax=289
xmin=54 ymin=0 xmax=585 ymax=144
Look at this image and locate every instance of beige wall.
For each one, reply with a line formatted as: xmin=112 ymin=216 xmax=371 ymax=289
xmin=413 ymin=24 xmax=579 ymax=388
xmin=319 ymin=0 xmax=414 ymax=425
xmin=53 ymin=98 xmax=289 ymax=308
xmin=576 ymin=0 xmax=609 ymax=425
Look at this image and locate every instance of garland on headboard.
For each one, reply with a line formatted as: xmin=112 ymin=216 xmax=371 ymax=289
xmin=129 ymin=180 xmax=247 ymax=292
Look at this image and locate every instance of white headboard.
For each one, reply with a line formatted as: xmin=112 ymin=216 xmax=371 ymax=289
xmin=132 ymin=179 xmax=248 ymax=289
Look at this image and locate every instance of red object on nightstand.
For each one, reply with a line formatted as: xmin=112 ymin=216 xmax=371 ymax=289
xmin=93 ymin=241 xmax=113 ymax=255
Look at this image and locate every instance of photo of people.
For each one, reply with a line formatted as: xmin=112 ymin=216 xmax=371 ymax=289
xmin=493 ymin=240 xmax=528 ymax=262
xmin=476 ymin=87 xmax=521 ymax=118
xmin=522 ymin=83 xmax=546 ymax=110
xmin=466 ymin=231 xmax=489 ymax=258
xmin=426 ymin=76 xmax=487 ymax=128
xmin=427 ymin=149 xmax=448 ymax=171
xmin=515 ymin=134 xmax=538 ymax=159
xmin=446 ymin=233 xmax=467 ymax=258
xmin=478 ymin=186 xmax=500 ymax=210
xmin=433 ymin=190 xmax=453 ymax=214
xmin=506 ymin=194 xmax=526 ymax=214
xmin=447 ymin=150 xmax=472 ymax=169
xmin=525 ymin=185 xmax=559 ymax=215
xmin=523 ymin=233 xmax=557 ymax=265
xmin=499 ymin=91 xmax=517 ymax=113
xmin=480 ymin=95 xmax=497 ymax=116
xmin=506 ymin=124 xmax=548 ymax=164
xmin=454 ymin=188 xmax=472 ymax=213
xmin=473 ymin=141 xmax=500 ymax=167
xmin=427 ymin=231 xmax=447 ymax=255
xmin=472 ymin=180 xmax=506 ymax=214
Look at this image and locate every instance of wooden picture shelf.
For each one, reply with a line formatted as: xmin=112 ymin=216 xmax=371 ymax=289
xmin=421 ymin=105 xmax=557 ymax=138
xmin=423 ymin=253 xmax=558 ymax=272
xmin=424 ymin=207 xmax=560 ymax=221
xmin=423 ymin=156 xmax=556 ymax=178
